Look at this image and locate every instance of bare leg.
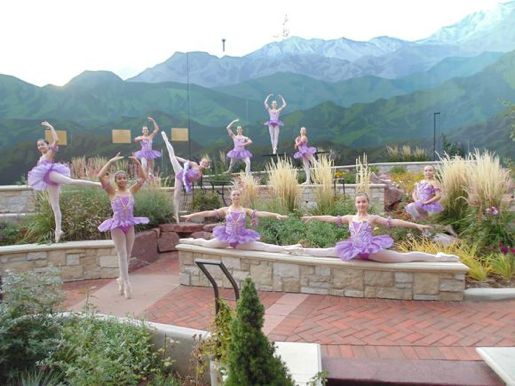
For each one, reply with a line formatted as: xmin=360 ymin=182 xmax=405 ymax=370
xmin=48 ymin=172 xmax=101 ymax=187
xmin=369 ymin=249 xmax=458 ymax=263
xmin=46 ymin=185 xmax=63 ymax=243
xmin=161 ymin=132 xmax=182 ymax=175
xmin=302 ymin=158 xmax=311 ymax=184
xmin=111 ymin=228 xmax=132 ymax=299
xmin=237 ymin=241 xmax=302 ymax=254
xmin=244 ymin=157 xmax=251 ymax=175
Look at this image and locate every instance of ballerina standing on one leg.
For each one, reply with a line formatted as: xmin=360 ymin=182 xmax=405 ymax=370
xmin=300 ymin=192 xmax=459 ymax=263
xmin=161 ymin=131 xmax=210 ymax=222
xmin=28 ymin=121 xmax=101 ymax=243
xmin=181 ymin=189 xmax=302 ymax=253
xmin=264 ymin=93 xmax=287 ymax=154
xmin=293 ymin=126 xmax=317 ymax=185
xmin=225 ymin=119 xmax=253 ymax=176
xmin=97 ymin=153 xmax=149 ymax=299
xmin=134 ymin=116 xmax=161 ymax=178
xmin=405 ymin=165 xmax=443 ymax=221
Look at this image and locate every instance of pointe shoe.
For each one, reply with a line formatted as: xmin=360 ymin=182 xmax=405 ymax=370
xmin=436 ymin=252 xmax=459 ymax=262
xmin=116 ymin=278 xmax=124 ymax=295
xmin=54 ymin=230 xmax=64 ymax=243
xmin=123 ymin=282 xmax=133 ymax=299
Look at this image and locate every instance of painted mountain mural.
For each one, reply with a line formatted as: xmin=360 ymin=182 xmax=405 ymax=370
xmin=0 ymin=1 xmax=514 ymax=183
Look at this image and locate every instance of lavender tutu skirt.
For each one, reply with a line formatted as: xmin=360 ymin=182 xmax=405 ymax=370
xmin=212 ymin=225 xmax=260 ymax=248
xmin=293 ymin=144 xmax=317 ymax=160
xmin=227 ymin=149 xmax=253 ymax=160
xmin=28 ymin=162 xmax=71 ymax=191
xmin=335 ymin=235 xmax=393 ymax=261
xmin=414 ymin=201 xmax=443 ymax=214
xmin=265 ymin=119 xmax=284 ymax=128
xmin=98 ymin=217 xmax=149 ymax=233
xmin=134 ymin=149 xmax=161 ymax=160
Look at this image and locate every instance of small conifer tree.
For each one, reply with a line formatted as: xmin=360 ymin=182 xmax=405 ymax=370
xmin=225 ymin=278 xmax=294 ymax=386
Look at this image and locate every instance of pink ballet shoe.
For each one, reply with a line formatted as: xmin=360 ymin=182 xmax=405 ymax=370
xmin=54 ymin=230 xmax=64 ymax=243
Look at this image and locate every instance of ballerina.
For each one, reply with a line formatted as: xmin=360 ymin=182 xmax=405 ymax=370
xmin=161 ymin=131 xmax=210 ymax=222
xmin=225 ymin=119 xmax=253 ymax=175
xmin=300 ymin=192 xmax=459 ymax=263
xmin=405 ymin=165 xmax=443 ymax=220
xmin=28 ymin=121 xmax=100 ymax=243
xmin=134 ymin=116 xmax=161 ymax=178
xmin=180 ymin=189 xmax=301 ymax=253
xmin=97 ymin=153 xmax=149 ymax=299
xmin=293 ymin=126 xmax=317 ymax=184
xmin=264 ymin=93 xmax=287 ymax=154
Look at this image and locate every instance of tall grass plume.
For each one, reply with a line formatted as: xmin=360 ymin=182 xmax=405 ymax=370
xmin=265 ymin=157 xmax=300 ymax=213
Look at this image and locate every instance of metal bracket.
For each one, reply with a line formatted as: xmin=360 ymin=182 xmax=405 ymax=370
xmin=195 ymin=259 xmax=239 ymax=315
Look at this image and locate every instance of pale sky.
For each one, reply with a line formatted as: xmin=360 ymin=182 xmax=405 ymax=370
xmin=0 ymin=0 xmax=505 ymax=86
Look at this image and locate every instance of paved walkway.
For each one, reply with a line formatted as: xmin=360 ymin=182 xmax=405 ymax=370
xmin=63 ymin=252 xmax=514 ymax=383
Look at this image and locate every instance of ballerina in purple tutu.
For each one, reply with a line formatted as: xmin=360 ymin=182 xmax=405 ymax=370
xmin=180 ymin=189 xmax=301 ymax=253
xmin=28 ymin=121 xmax=100 ymax=243
xmin=264 ymin=93 xmax=287 ymax=154
xmin=300 ymin=192 xmax=458 ymax=262
xmin=406 ymin=165 xmax=443 ymax=220
xmin=134 ymin=116 xmax=161 ymax=178
xmin=225 ymin=119 xmax=253 ymax=175
xmin=293 ymin=126 xmax=317 ymax=184
xmin=161 ymin=131 xmax=210 ymax=222
xmin=97 ymin=153 xmax=149 ymax=299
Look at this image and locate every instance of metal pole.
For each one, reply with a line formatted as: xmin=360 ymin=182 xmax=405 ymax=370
xmin=187 ymin=52 xmax=191 ymax=160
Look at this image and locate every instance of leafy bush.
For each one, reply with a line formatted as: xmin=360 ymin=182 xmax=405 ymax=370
xmin=0 ymin=222 xmax=23 ymax=246
xmin=389 ymin=165 xmax=408 ymax=175
xmin=0 ymin=270 xmax=64 ymax=384
xmin=134 ymin=187 xmax=174 ymax=226
xmin=266 ymin=157 xmax=300 ymax=213
xmin=191 ymin=189 xmax=222 ymax=212
xmin=225 ymin=278 xmax=294 ymax=386
xmin=488 ymin=252 xmax=515 ymax=281
xmin=386 ymin=145 xmax=429 ymax=162
xmin=45 ymin=314 xmax=175 ymax=386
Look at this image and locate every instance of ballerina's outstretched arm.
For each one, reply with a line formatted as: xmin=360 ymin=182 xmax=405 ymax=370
xmin=147 ymin=116 xmax=160 ymax=139
xmin=278 ymin=94 xmax=287 ymax=111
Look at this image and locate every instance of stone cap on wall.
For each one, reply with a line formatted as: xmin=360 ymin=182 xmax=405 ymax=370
xmin=0 ymin=240 xmax=114 ymax=255
xmin=176 ymin=243 xmax=469 ymax=274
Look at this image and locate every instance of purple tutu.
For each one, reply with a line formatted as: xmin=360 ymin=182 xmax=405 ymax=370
xmin=227 ymin=149 xmax=253 ymax=160
xmin=293 ymin=143 xmax=317 ymax=160
xmin=213 ymin=210 xmax=260 ymax=248
xmin=414 ymin=182 xmax=443 ymax=214
xmin=98 ymin=196 xmax=149 ymax=234
xmin=265 ymin=119 xmax=284 ymax=128
xmin=335 ymin=221 xmax=393 ymax=261
xmin=176 ymin=165 xmax=202 ymax=193
xmin=135 ymin=138 xmax=161 ymax=160
xmin=28 ymin=160 xmax=71 ymax=191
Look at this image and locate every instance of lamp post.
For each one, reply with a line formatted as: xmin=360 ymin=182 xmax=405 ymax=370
xmin=433 ymin=112 xmax=440 ymax=161
xmin=186 ymin=52 xmax=191 ymax=160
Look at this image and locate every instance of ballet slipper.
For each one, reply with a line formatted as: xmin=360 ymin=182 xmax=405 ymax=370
xmin=54 ymin=230 xmax=64 ymax=243
xmin=123 ymin=281 xmax=132 ymax=299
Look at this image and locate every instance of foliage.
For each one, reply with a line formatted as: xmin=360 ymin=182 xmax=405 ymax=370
xmin=265 ymin=157 xmax=300 ymax=213
xmin=134 ymin=187 xmax=175 ymax=226
xmin=11 ymin=369 xmax=62 ymax=386
xmin=0 ymin=270 xmax=64 ymax=384
xmin=201 ymin=300 xmax=234 ymax=364
xmin=225 ymin=278 xmax=294 ymax=386
xmin=0 ymin=221 xmax=23 ymax=246
xmin=355 ymin=153 xmax=371 ymax=196
xmin=441 ymin=134 xmax=465 ymax=157
xmin=45 ymin=313 xmax=175 ymax=386
xmin=312 ymin=155 xmax=334 ymax=214
xmin=257 ymin=215 xmax=349 ymax=248
xmin=488 ymin=252 xmax=515 ymax=281
xmin=386 ymin=145 xmax=429 ymax=162
xmin=191 ymin=189 xmax=222 ymax=212
xmin=233 ymin=173 xmax=261 ymax=208
xmin=309 ymin=194 xmax=356 ymax=216
xmin=308 ymin=370 xmax=329 ymax=386
xmin=389 ymin=170 xmax=424 ymax=195
xmin=389 ymin=165 xmax=407 ymax=175
xmin=334 ymin=169 xmax=356 ymax=184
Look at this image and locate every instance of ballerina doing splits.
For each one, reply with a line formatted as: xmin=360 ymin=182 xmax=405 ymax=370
xmin=134 ymin=116 xmax=161 ymax=178
xmin=161 ymin=131 xmax=210 ymax=222
xmin=28 ymin=121 xmax=101 ymax=243
xmin=97 ymin=153 xmax=149 ymax=299
xmin=300 ymin=192 xmax=459 ymax=263
xmin=264 ymin=93 xmax=287 ymax=154
xmin=293 ymin=126 xmax=317 ymax=184
xmin=180 ymin=189 xmax=301 ymax=253
xmin=406 ymin=165 xmax=443 ymax=220
xmin=225 ymin=119 xmax=253 ymax=175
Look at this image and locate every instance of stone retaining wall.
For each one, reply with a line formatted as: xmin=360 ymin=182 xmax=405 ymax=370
xmin=0 ymin=185 xmax=36 ymax=214
xmin=177 ymin=244 xmax=469 ymax=301
xmin=0 ymin=241 xmax=118 ymax=281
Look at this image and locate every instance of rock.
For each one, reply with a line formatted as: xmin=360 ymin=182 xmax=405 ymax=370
xmin=159 ymin=222 xmax=204 ymax=234
xmin=157 ymin=231 xmax=180 ymax=252
xmin=371 ymin=172 xmax=404 ymax=209
xmin=130 ymin=230 xmax=159 ymax=271
xmin=191 ymin=231 xmax=212 ymax=240
xmin=203 ymin=223 xmax=221 ymax=232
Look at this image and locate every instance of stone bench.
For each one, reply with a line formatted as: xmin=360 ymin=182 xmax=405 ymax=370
xmin=177 ymin=244 xmax=469 ymax=301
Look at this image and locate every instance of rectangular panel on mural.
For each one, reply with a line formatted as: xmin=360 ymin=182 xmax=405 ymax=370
xmin=112 ymin=129 xmax=132 ymax=144
xmin=45 ymin=130 xmax=67 ymax=145
xmin=172 ymin=128 xmax=189 ymax=142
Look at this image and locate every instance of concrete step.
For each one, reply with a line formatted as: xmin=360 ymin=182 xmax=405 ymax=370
xmin=477 ymin=347 xmax=515 ymax=386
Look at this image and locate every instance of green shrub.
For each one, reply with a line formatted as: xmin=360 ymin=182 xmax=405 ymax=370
xmin=0 ymin=270 xmax=64 ymax=384
xmin=0 ymin=222 xmax=23 ymax=246
xmin=191 ymin=190 xmax=222 ymax=212
xmin=389 ymin=165 xmax=407 ymax=175
xmin=488 ymin=252 xmax=515 ymax=281
xmin=134 ymin=187 xmax=174 ymax=226
xmin=45 ymin=314 xmax=175 ymax=386
xmin=225 ymin=278 xmax=294 ymax=386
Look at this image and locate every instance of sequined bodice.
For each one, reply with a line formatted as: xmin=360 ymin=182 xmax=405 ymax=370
xmin=268 ymin=110 xmax=280 ymax=120
xmin=348 ymin=221 xmax=374 ymax=247
xmin=140 ymin=138 xmax=153 ymax=151
xmin=233 ymin=136 xmax=247 ymax=150
xmin=225 ymin=210 xmax=247 ymax=235
xmin=110 ymin=196 xmax=135 ymax=222
xmin=416 ymin=182 xmax=438 ymax=201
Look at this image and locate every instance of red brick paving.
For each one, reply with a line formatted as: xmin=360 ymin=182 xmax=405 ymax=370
xmin=62 ymin=253 xmax=515 ymax=363
xmin=61 ymin=278 xmax=112 ymax=308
